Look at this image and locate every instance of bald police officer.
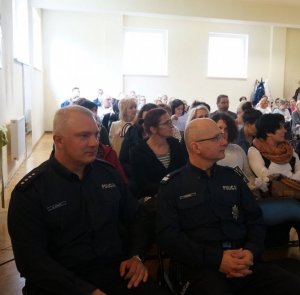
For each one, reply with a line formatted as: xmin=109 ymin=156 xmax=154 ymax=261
xmin=157 ymin=118 xmax=300 ymax=295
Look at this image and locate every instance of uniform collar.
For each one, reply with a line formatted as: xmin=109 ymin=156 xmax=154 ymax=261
xmin=187 ymin=161 xmax=218 ymax=178
xmin=49 ymin=155 xmax=93 ymax=181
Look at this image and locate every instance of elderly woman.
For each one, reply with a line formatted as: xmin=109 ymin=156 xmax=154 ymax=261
xmin=255 ymin=95 xmax=272 ymax=114
xmin=130 ymin=108 xmax=186 ymax=199
xmin=109 ymin=97 xmax=137 ymax=156
xmin=211 ymin=113 xmax=255 ymax=190
xmin=248 ymin=113 xmax=300 ymax=192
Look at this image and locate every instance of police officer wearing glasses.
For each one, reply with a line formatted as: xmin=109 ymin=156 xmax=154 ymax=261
xmin=157 ymin=118 xmax=300 ymax=295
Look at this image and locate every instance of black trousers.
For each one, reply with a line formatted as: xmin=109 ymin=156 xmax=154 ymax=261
xmin=183 ymin=262 xmax=300 ymax=295
xmin=24 ymin=263 xmax=169 ymax=295
xmin=84 ymin=264 xmax=169 ymax=295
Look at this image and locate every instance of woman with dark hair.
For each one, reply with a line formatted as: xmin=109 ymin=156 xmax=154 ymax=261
xmin=211 ymin=113 xmax=255 ymax=189
xmin=248 ymin=113 xmax=300 ymax=247
xmin=248 ymin=113 xmax=300 ymax=190
xmin=237 ymin=108 xmax=262 ymax=154
xmin=119 ymin=103 xmax=157 ymax=179
xmin=170 ymin=99 xmax=188 ymax=132
xmin=130 ymin=108 xmax=186 ymax=199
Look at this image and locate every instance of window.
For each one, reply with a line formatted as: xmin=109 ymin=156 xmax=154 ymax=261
xmin=13 ymin=0 xmax=30 ymax=64
xmin=207 ymin=33 xmax=248 ymax=79
xmin=123 ymin=28 xmax=168 ymax=76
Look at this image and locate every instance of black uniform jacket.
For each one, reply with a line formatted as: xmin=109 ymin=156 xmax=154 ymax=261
xmin=8 ymin=156 xmax=144 ymax=295
xmin=156 ymin=162 xmax=265 ymax=270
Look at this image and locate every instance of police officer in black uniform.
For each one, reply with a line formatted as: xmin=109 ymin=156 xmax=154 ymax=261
xmin=156 ymin=118 xmax=300 ymax=295
xmin=8 ymin=106 xmax=167 ymax=295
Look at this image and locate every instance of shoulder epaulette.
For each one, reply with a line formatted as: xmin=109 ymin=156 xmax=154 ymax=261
xmin=15 ymin=167 xmax=44 ymax=191
xmin=160 ymin=168 xmax=182 ymax=185
xmin=233 ymin=166 xmax=249 ymax=184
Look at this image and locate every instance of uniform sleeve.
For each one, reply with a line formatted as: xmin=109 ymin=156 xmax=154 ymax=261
xmin=8 ymin=188 xmax=97 ymax=295
xmin=156 ymin=183 xmax=223 ymax=269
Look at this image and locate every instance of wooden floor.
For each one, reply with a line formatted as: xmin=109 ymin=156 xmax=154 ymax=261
xmin=0 ymin=133 xmax=53 ymax=295
xmin=0 ymin=132 xmax=299 ymax=294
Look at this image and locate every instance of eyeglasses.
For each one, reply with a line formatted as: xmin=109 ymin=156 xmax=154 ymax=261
xmin=159 ymin=119 xmax=173 ymax=126
xmin=194 ymin=132 xmax=225 ymax=143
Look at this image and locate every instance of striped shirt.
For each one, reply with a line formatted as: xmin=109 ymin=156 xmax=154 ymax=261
xmin=156 ymin=152 xmax=170 ymax=169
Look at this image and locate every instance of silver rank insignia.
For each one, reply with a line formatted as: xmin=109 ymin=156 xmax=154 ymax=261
xmin=232 ymin=205 xmax=239 ymax=220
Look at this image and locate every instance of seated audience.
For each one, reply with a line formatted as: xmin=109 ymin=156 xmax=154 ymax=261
xmin=182 ymin=105 xmax=211 ymax=158
xmin=210 ymin=94 xmax=237 ymax=120
xmin=248 ymin=113 xmax=300 ymax=191
xmin=170 ymin=99 xmax=188 ymax=132
xmin=211 ymin=113 xmax=255 ymax=189
xmin=61 ymin=87 xmax=80 ymax=108
xmin=119 ymin=103 xmax=157 ymax=180
xmin=255 ymin=95 xmax=272 ymax=114
xmin=273 ymin=98 xmax=291 ymax=122
xmin=190 ymin=100 xmax=211 ymax=111
xmin=289 ymin=98 xmax=296 ymax=114
xmin=157 ymin=103 xmax=182 ymax=141
xmin=156 ymin=118 xmax=300 ymax=295
xmin=292 ymin=100 xmax=300 ymax=136
xmin=8 ymin=106 xmax=167 ymax=295
xmin=236 ymin=101 xmax=253 ymax=130
xmin=102 ymin=98 xmax=119 ymax=132
xmin=237 ymin=108 xmax=262 ymax=154
xmin=130 ymin=108 xmax=186 ymax=199
xmin=109 ymin=97 xmax=137 ymax=156
xmin=97 ymin=94 xmax=113 ymax=121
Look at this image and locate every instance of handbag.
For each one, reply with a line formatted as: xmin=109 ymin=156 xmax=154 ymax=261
xmin=270 ymin=176 xmax=300 ymax=199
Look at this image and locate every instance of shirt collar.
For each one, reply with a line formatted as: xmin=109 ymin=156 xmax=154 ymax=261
xmin=187 ymin=161 xmax=218 ymax=178
xmin=49 ymin=155 xmax=93 ymax=181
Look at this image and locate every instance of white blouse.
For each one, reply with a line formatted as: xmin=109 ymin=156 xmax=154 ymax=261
xmin=248 ymin=146 xmax=300 ymax=190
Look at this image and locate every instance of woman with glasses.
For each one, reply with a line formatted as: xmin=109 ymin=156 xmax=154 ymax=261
xmin=119 ymin=103 xmax=157 ymax=186
xmin=130 ymin=108 xmax=187 ymax=199
xmin=211 ymin=113 xmax=255 ymax=190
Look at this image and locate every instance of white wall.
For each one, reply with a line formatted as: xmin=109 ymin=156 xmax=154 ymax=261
xmin=284 ymin=28 xmax=300 ymax=100
xmin=43 ymin=11 xmax=289 ymax=121
xmin=0 ymin=0 xmax=44 ymax=186
xmin=42 ymin=10 xmax=123 ymax=131
xmin=123 ymin=16 xmax=287 ymax=112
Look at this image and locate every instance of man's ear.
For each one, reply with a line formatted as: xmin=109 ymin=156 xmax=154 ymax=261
xmin=190 ymin=142 xmax=202 ymax=154
xmin=53 ymin=135 xmax=63 ymax=149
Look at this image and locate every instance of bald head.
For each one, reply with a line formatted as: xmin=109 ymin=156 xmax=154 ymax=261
xmin=185 ymin=119 xmax=217 ymax=149
xmin=184 ymin=118 xmax=226 ymax=170
xmin=53 ymin=105 xmax=95 ymax=136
